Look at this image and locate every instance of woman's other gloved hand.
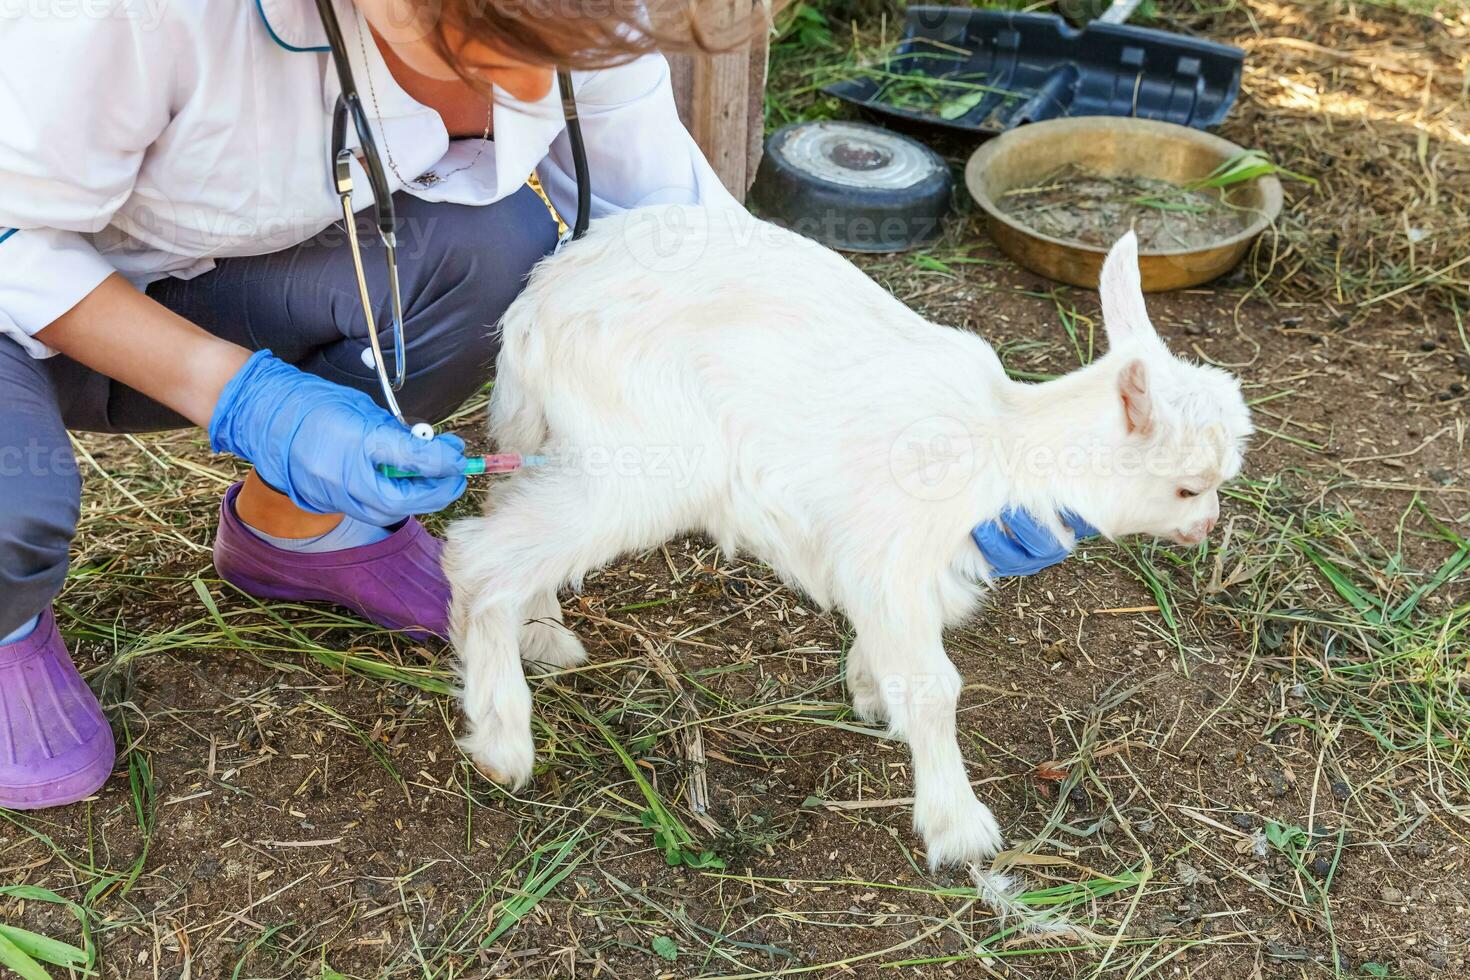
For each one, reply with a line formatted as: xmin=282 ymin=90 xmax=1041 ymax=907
xmin=971 ymin=507 xmax=1098 ymax=577
xmin=209 ymin=350 xmax=467 ymax=525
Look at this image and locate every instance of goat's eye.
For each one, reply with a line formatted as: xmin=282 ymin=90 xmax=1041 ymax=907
xmin=1177 ymin=488 xmax=1198 ymax=499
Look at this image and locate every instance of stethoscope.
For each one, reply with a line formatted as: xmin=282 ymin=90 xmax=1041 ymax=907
xmin=314 ymin=0 xmax=592 ymax=440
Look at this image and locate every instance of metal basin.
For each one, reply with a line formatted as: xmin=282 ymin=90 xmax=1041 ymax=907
xmin=964 ymin=116 xmax=1283 ymax=291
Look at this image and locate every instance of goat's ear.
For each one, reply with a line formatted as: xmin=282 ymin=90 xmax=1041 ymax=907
xmin=1099 ymin=231 xmax=1157 ymax=348
xmin=1118 ymin=358 xmax=1155 ymax=437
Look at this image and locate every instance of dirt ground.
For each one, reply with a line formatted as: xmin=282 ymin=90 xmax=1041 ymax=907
xmin=3 ymin=2 xmax=1469 ymax=978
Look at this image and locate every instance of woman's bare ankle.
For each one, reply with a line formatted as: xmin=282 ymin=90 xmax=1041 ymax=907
xmin=234 ymin=471 xmax=344 ymax=539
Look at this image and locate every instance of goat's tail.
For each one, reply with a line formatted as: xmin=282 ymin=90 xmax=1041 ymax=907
xmin=489 ymin=296 xmax=549 ymax=453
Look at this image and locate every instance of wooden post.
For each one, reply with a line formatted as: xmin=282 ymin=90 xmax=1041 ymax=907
xmin=668 ymin=3 xmax=770 ymax=202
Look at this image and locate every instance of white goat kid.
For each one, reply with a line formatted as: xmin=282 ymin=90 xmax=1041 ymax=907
xmin=445 ymin=206 xmax=1252 ymax=869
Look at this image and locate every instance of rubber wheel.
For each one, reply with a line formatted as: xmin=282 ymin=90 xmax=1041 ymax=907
xmin=750 ymin=121 xmax=953 ymax=253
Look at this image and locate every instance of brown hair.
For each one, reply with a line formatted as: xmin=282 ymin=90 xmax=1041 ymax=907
xmin=429 ymin=0 xmax=756 ymax=74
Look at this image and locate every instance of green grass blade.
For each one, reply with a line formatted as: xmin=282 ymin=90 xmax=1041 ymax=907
xmin=1298 ymin=543 xmax=1384 ymax=624
xmin=0 ymin=931 xmax=52 ymax=980
xmin=0 ymin=926 xmax=86 ymax=969
xmin=1387 ymin=544 xmax=1470 ymax=623
xmin=482 ymin=832 xmax=590 ymax=947
xmin=0 ymin=885 xmax=96 ymax=975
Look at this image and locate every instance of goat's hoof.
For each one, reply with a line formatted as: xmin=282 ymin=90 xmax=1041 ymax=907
xmin=520 ymin=622 xmax=589 ymax=672
xmin=461 ymin=727 xmax=536 ymax=789
xmin=915 ymin=798 xmax=1005 ymax=870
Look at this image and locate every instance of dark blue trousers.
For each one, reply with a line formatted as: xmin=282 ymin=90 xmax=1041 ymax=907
xmin=0 ymin=187 xmax=559 ymax=635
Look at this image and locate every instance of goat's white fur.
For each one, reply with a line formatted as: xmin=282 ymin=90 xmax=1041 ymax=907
xmin=445 ymin=206 xmax=1252 ymax=870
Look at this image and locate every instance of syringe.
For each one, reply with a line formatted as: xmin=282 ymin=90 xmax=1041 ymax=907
xmin=379 ymin=453 xmax=549 ymax=479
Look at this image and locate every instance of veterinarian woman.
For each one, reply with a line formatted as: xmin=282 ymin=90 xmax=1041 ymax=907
xmin=0 ymin=0 xmax=1088 ymax=810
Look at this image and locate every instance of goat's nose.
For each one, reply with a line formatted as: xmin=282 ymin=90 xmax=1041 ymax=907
xmin=1202 ymin=515 xmax=1218 ymax=535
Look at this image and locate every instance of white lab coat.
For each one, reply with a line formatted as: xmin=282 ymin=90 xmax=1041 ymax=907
xmin=0 ymin=0 xmax=738 ymax=358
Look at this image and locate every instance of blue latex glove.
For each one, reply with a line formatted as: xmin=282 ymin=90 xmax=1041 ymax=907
xmin=209 ymin=350 xmax=468 ymax=525
xmin=972 ymin=508 xmax=1099 ymax=577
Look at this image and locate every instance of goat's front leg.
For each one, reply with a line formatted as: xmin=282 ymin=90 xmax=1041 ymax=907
xmin=857 ymin=613 xmax=1003 ymax=869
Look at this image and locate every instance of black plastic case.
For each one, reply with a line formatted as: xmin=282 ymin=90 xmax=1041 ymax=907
xmin=824 ymin=6 xmax=1243 ymax=135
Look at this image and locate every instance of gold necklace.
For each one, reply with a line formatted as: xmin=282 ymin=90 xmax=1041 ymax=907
xmin=354 ymin=20 xmax=492 ymax=188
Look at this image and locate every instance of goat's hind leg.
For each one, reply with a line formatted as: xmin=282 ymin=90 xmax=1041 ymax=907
xmin=444 ymin=510 xmax=542 ymax=788
xmin=445 ymin=476 xmax=639 ymax=787
xmin=844 ymin=637 xmax=887 ymax=725
xmin=520 ymin=589 xmax=588 ymax=672
xmin=446 ymin=481 xmax=602 ymax=787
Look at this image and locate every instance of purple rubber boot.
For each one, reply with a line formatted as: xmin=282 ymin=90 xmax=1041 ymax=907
xmin=0 ymin=609 xmax=116 ymax=810
xmin=213 ymin=482 xmax=451 ymax=640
